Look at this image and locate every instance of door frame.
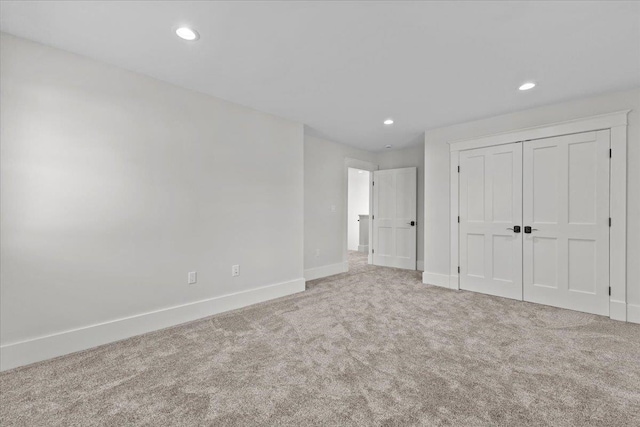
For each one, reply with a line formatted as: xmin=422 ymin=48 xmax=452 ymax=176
xmin=448 ymin=110 xmax=630 ymax=321
xmin=343 ymin=158 xmax=378 ymax=268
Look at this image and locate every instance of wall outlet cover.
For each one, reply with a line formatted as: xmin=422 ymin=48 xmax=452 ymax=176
xmin=188 ymin=271 xmax=197 ymax=284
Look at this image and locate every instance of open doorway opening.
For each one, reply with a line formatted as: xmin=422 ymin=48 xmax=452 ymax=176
xmin=347 ymin=168 xmax=370 ymax=271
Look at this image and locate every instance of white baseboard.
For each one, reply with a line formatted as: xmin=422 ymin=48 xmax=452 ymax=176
xmin=628 ymin=304 xmax=640 ymax=324
xmin=422 ymin=271 xmax=450 ymax=288
xmin=0 ymin=278 xmax=305 ymax=372
xmin=416 ymin=261 xmax=424 ymax=271
xmin=610 ymin=300 xmax=627 ymax=322
xmin=304 ymin=262 xmax=348 ymax=281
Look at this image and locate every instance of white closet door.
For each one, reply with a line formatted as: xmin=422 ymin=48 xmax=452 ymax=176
xmin=372 ymin=167 xmax=417 ymax=270
xmin=523 ymin=130 xmax=610 ymax=316
xmin=459 ymin=143 xmax=523 ymax=300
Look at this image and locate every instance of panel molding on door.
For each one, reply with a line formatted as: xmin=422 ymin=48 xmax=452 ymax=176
xmin=523 ymin=130 xmax=610 ymax=316
xmin=372 ymin=167 xmax=417 ymax=270
xmin=459 ymin=143 xmax=523 ymax=300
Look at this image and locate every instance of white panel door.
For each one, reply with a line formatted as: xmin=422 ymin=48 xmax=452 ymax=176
xmin=523 ymin=130 xmax=610 ymax=315
xmin=372 ymin=167 xmax=417 ymax=269
xmin=459 ymin=143 xmax=523 ymax=300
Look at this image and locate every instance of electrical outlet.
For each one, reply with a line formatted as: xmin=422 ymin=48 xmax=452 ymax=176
xmin=188 ymin=271 xmax=197 ymax=285
xmin=232 ymin=265 xmax=240 ymax=277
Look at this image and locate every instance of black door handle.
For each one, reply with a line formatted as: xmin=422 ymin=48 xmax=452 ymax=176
xmin=507 ymin=226 xmax=521 ymax=233
xmin=407 ymin=221 xmax=415 ymax=226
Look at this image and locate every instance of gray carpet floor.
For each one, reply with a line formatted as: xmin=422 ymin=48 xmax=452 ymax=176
xmin=1 ymin=251 xmax=639 ymax=426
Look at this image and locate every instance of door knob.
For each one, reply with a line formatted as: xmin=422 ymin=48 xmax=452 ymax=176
xmin=524 ymin=226 xmax=538 ymax=234
xmin=407 ymin=221 xmax=415 ymax=226
xmin=507 ymin=226 xmax=521 ymax=233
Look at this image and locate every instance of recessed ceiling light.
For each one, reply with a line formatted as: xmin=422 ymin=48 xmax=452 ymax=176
xmin=519 ymin=82 xmax=536 ymax=91
xmin=385 ymin=145 xmax=392 ymax=149
xmin=383 ymin=119 xmax=394 ymax=125
xmin=176 ymin=27 xmax=199 ymax=41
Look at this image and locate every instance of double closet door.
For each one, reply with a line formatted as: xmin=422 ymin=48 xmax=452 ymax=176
xmin=459 ymin=130 xmax=610 ymax=316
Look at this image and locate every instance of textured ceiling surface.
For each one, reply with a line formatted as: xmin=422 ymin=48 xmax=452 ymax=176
xmin=1 ymin=1 xmax=639 ymax=150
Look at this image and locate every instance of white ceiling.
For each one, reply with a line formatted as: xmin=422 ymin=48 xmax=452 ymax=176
xmin=1 ymin=1 xmax=639 ymax=151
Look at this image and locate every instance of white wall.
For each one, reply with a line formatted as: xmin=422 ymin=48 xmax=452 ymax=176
xmin=347 ymin=168 xmax=370 ymax=251
xmin=423 ymin=88 xmax=640 ymax=320
xmin=0 ymin=34 xmax=305 ymax=370
xmin=304 ymin=135 xmax=377 ymax=279
xmin=377 ymin=142 xmax=425 ymax=269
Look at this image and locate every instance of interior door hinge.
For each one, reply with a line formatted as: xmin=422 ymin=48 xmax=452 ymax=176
xmin=609 ymin=287 xmax=611 ymax=296
xmin=609 ymin=149 xmax=612 ymax=158
xmin=372 ymin=249 xmax=374 ymax=254
xmin=457 ymin=216 xmax=460 ymax=223
xmin=372 ymin=215 xmax=374 ymax=220
xmin=458 ymin=266 xmax=460 ymax=274
xmin=457 ymin=165 xmax=460 ymax=173
xmin=372 ymin=181 xmax=375 ymax=186
xmin=609 ymin=217 xmax=612 ymax=227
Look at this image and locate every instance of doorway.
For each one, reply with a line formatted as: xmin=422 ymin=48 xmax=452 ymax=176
xmin=347 ymin=168 xmax=371 ymax=258
xmin=343 ymin=160 xmax=418 ymax=273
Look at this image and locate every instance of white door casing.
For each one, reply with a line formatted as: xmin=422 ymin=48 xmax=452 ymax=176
xmin=372 ymin=167 xmax=417 ymax=269
xmin=522 ymin=130 xmax=610 ymax=316
xmin=459 ymin=143 xmax=523 ymax=300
